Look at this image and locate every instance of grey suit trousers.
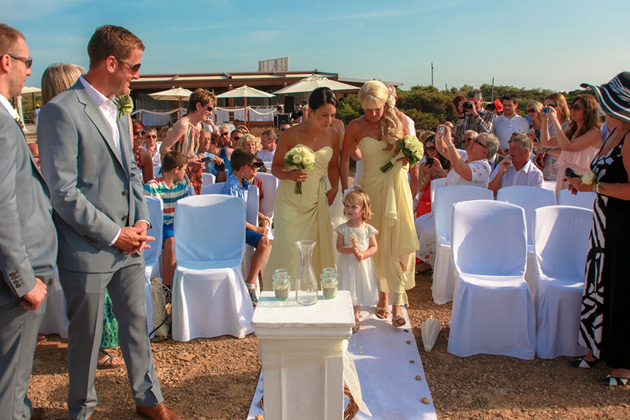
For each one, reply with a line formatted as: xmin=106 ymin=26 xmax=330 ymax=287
xmin=59 ymin=257 xmax=162 ymax=420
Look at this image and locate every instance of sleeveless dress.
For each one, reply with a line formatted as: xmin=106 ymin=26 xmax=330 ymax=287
xmin=263 ymin=145 xmax=336 ymax=291
xmin=579 ymin=130 xmax=630 ymax=367
xmin=335 ymin=223 xmax=379 ymax=306
xmin=356 ymin=137 xmax=418 ymax=305
xmin=556 ymin=142 xmax=598 ymax=193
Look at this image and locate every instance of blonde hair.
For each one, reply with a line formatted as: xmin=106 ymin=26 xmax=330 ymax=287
xmin=358 ymin=80 xmax=403 ymax=150
xmin=237 ymin=133 xmax=262 ymax=152
xmin=527 ymin=101 xmax=543 ymax=113
xmin=343 ymin=189 xmax=372 ymax=221
xmin=41 ymin=63 xmax=85 ymax=104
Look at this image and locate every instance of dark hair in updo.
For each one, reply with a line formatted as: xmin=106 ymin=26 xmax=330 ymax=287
xmin=308 ymin=87 xmax=338 ymax=110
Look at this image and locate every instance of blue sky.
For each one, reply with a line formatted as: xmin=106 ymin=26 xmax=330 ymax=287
xmin=4 ymin=0 xmax=629 ymax=93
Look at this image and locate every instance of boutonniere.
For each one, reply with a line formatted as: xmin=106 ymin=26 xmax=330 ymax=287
xmin=115 ymin=94 xmax=134 ymax=119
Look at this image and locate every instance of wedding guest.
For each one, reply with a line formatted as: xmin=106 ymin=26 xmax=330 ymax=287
xmin=161 ymin=88 xmax=216 ymax=195
xmin=0 ymin=23 xmax=57 ymax=420
xmin=568 ymin=72 xmax=630 ymax=387
xmin=264 ymin=87 xmax=340 ymax=292
xmin=144 ymin=151 xmax=189 ymax=287
xmin=41 ymin=62 xmax=124 ymax=371
xmin=203 ymin=131 xmax=227 ymax=182
xmin=488 ymin=132 xmax=543 ymax=195
xmin=279 ymin=122 xmax=291 ymax=133
xmin=540 ymin=94 xmax=602 ymax=194
xmin=221 ymin=149 xmax=269 ymax=305
xmin=452 ymin=89 xmax=495 ymax=147
xmin=144 ymin=127 xmax=161 ymax=166
xmin=493 ymin=94 xmax=530 ymax=152
xmin=38 ymin=24 xmax=181 ymax=420
xmin=340 ymin=80 xmax=416 ymax=328
xmin=131 ymin=119 xmax=153 ymax=184
xmin=540 ymin=92 xmax=571 ymax=181
xmin=526 ymin=101 xmax=543 ymax=142
xmin=158 ymin=126 xmax=169 ymax=142
xmin=257 ymin=128 xmax=277 ymax=161
xmin=415 ymin=136 xmax=449 ymax=218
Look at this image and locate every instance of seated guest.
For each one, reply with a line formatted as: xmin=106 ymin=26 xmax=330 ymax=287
xmin=202 ymin=130 xmax=227 ymax=182
xmin=416 ymin=129 xmax=498 ymax=271
xmin=257 ymin=128 xmax=277 ymax=161
xmin=131 ymin=119 xmax=154 ymax=184
xmin=237 ymin=134 xmax=265 ymax=205
xmin=143 ymin=151 xmax=189 ymax=287
xmin=415 ymin=135 xmax=449 ymax=218
xmin=220 ymin=149 xmax=269 ymax=305
xmin=218 ymin=124 xmax=233 ymax=174
xmin=488 ymin=132 xmax=543 ymax=195
xmin=143 ymin=127 xmax=161 ymax=166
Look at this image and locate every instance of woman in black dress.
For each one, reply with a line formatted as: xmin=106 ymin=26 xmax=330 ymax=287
xmin=568 ymin=72 xmax=630 ymax=387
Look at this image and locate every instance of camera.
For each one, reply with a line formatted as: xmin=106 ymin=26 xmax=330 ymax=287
xmin=437 ymin=126 xmax=446 ymax=134
xmin=462 ymin=102 xmax=473 ymax=111
xmin=543 ymin=106 xmax=551 ymax=114
xmin=426 ymin=157 xmax=434 ymax=166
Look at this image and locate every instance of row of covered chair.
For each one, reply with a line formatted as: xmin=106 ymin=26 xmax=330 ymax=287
xmin=445 ymin=200 xmax=592 ymax=359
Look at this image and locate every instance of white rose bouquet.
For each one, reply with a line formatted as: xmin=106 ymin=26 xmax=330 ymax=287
xmin=380 ymin=135 xmax=424 ymax=172
xmin=115 ymin=94 xmax=134 ymax=120
xmin=283 ymin=145 xmax=315 ymax=194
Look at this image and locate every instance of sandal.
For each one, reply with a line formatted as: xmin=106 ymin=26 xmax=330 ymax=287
xmin=392 ymin=316 xmax=406 ymax=328
xmin=352 ymin=321 xmax=360 ymax=334
xmin=375 ymin=307 xmax=389 ymax=319
xmin=600 ymin=374 xmax=629 ymax=387
xmin=97 ymin=352 xmax=124 ymax=370
xmin=570 ymin=357 xmax=599 ymax=369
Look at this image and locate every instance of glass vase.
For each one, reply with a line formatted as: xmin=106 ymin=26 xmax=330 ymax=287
xmin=295 ymin=240 xmax=318 ymax=306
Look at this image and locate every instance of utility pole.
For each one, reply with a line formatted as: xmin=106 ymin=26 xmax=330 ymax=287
xmin=431 ymin=63 xmax=434 ymax=87
xmin=491 ymin=77 xmax=495 ymax=101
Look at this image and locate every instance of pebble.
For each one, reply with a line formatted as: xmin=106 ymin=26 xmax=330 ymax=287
xmin=406 ymin=340 xmax=411 ymax=344
xmin=421 ymin=397 xmax=430 ymax=404
xmin=415 ymin=375 xmax=422 ymax=380
xmin=409 ymin=360 xmax=415 ymax=364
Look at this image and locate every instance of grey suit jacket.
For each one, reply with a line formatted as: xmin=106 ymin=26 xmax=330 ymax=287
xmin=38 ymin=79 xmax=149 ymax=273
xmin=0 ymin=105 xmax=57 ymax=305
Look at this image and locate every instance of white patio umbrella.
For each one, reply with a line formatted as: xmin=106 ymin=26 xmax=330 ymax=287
xmin=18 ymin=86 xmax=42 ymax=126
xmin=216 ymin=85 xmax=274 ymax=125
xmin=273 ymin=75 xmax=360 ymax=95
xmin=149 ymin=86 xmax=193 ymax=118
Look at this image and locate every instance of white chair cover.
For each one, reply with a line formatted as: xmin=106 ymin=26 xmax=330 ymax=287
xmin=542 ymin=180 xmax=556 ymax=192
xmin=200 ymin=183 xmax=224 ymax=195
xmin=153 ymin=165 xmax=162 ymax=178
xmin=448 ymin=200 xmax=535 ymax=359
xmin=171 ymin=195 xmax=253 ymax=341
xmin=496 ymin=186 xmax=556 ymax=294
xmin=39 ymin=269 xmax=69 ymax=338
xmin=557 ymin=189 xmax=596 ymax=210
xmin=144 ymin=197 xmax=163 ymax=336
xmin=534 ymin=205 xmax=592 ymax=358
xmin=257 ymin=173 xmax=278 ymax=219
xmin=429 ymin=177 xmax=447 ymax=207
xmin=202 ymin=172 xmax=215 ymax=185
xmin=432 ymin=185 xmax=493 ymax=304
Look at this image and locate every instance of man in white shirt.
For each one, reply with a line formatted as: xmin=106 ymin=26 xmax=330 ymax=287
xmin=488 ymin=132 xmax=543 ymax=195
xmin=143 ymin=127 xmax=161 ymax=166
xmin=492 ymin=94 xmax=530 ymax=152
xmin=257 ymin=128 xmax=277 ymax=161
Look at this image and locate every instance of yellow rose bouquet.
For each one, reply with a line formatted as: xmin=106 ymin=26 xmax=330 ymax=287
xmin=380 ymin=135 xmax=424 ymax=172
xmin=283 ymin=145 xmax=315 ymax=194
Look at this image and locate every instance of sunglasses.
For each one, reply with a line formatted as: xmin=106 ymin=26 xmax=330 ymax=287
xmin=115 ymin=57 xmax=141 ymax=72
xmin=545 ymin=103 xmax=558 ymax=108
xmin=8 ymin=54 xmax=33 ymax=69
xmin=473 ymin=138 xmax=487 ymax=149
xmin=462 ymin=137 xmax=476 ymax=144
xmin=145 ymin=134 xmax=157 ymax=139
xmin=233 ymin=136 xmax=243 ymax=141
xmin=220 ymin=132 xmax=229 ymax=136
xmin=133 ymin=129 xmax=145 ymax=136
xmin=571 ymin=103 xmax=582 ymax=111
xmin=206 ymin=105 xmax=213 ymax=112
xmin=527 ymin=109 xmax=537 ymax=113
xmin=426 ymin=146 xmax=436 ymax=151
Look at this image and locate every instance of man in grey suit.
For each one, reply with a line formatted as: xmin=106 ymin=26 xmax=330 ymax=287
xmin=38 ymin=25 xmax=180 ymax=420
xmin=0 ymin=24 xmax=57 ymax=420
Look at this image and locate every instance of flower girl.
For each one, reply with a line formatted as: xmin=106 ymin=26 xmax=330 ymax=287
xmin=336 ymin=189 xmax=380 ymax=333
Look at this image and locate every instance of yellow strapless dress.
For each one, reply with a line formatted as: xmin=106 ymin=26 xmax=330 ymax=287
xmin=263 ymin=145 xmax=336 ymax=291
xmin=357 ymin=137 xmax=418 ymax=305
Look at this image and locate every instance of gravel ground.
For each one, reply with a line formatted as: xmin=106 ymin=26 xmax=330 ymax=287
xmin=30 ymin=272 xmax=630 ymax=419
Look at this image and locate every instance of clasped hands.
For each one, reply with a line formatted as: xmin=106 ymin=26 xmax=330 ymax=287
xmin=114 ymin=221 xmax=155 ymax=255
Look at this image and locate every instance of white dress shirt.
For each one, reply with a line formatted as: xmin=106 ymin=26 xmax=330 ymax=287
xmin=489 ymin=159 xmax=544 ymax=188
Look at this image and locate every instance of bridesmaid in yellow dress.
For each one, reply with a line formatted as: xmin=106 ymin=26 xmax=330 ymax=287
xmin=263 ymin=87 xmax=340 ymax=290
xmin=340 ymin=80 xmax=418 ymax=327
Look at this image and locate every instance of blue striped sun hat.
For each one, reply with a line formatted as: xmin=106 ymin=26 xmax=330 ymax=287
xmin=581 ymin=72 xmax=630 ymax=124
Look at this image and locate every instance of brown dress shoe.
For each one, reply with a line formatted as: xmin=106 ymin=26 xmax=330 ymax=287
xmin=136 ymin=402 xmax=181 ymax=420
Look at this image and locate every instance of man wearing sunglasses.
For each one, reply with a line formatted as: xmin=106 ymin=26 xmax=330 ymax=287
xmin=38 ymin=25 xmax=181 ymax=420
xmin=0 ymin=23 xmax=57 ymax=420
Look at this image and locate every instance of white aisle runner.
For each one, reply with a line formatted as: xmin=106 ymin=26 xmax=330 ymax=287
xmin=247 ymin=307 xmax=437 ymax=419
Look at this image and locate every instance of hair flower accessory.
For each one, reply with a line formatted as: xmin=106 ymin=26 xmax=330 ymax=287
xmin=386 ymin=95 xmax=396 ymax=108
xmin=115 ymin=94 xmax=134 ymax=119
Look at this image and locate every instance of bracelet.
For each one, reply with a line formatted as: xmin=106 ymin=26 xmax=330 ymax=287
xmin=421 ymin=177 xmax=429 ymax=184
xmin=447 ymin=143 xmax=455 ymax=148
xmin=593 ymin=182 xmax=600 ymax=194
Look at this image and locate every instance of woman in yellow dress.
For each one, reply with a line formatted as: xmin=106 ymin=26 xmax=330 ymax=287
xmin=263 ymin=87 xmax=340 ymax=290
xmin=340 ymin=80 xmax=418 ymax=327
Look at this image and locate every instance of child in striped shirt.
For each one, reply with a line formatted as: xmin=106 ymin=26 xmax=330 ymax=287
xmin=144 ymin=151 xmax=189 ymax=286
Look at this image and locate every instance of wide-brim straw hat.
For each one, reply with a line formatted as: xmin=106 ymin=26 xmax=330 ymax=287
xmin=581 ymin=72 xmax=630 ymax=124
